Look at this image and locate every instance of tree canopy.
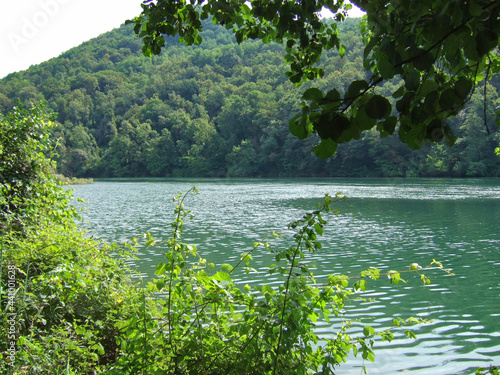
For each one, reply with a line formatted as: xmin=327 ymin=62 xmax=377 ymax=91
xmin=128 ymin=0 xmax=500 ymax=158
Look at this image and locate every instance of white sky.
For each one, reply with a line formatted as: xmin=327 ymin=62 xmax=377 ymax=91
xmin=0 ymin=0 xmax=143 ymax=79
xmin=0 ymin=0 xmax=364 ymax=80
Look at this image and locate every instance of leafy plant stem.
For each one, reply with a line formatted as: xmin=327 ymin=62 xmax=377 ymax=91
xmin=142 ymin=284 xmax=148 ymax=375
xmin=273 ymin=228 xmax=306 ymax=373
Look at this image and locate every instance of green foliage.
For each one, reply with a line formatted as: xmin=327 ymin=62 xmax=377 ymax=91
xmin=1 ymin=224 xmax=140 ymax=374
xmin=1 ymin=18 xmax=499 ymax=177
xmin=0 ymin=103 xmax=76 ymax=235
xmin=476 ymin=366 xmax=499 ymax=375
xmin=129 ymin=0 xmax=500 ymax=159
xmin=0 ymin=104 xmax=141 ymax=374
xmin=54 ymin=174 xmax=94 ymax=185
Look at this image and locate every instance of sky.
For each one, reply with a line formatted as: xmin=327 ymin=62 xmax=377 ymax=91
xmin=0 ymin=0 xmax=364 ymax=79
xmin=0 ymin=0 xmax=144 ymax=79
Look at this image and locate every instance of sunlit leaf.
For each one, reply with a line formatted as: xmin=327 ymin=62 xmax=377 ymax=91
xmin=313 ymin=138 xmax=338 ymax=159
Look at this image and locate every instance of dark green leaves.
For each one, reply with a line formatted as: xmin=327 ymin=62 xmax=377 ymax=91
xmin=365 ymin=95 xmax=391 ymax=119
xmin=315 ymin=113 xmax=350 ymax=140
xmin=475 ymin=29 xmax=498 ymax=56
xmin=345 ymin=80 xmax=369 ymax=104
xmin=378 ymin=55 xmax=396 ymax=79
xmin=130 ymin=0 xmax=500 ymax=159
xmin=454 ymin=77 xmax=473 ymax=100
xmin=289 ymin=114 xmax=313 ymax=139
xmin=438 ymin=88 xmax=462 ymax=111
xmin=296 ymin=78 xmax=395 ymax=150
xmin=405 ymin=71 xmax=421 ymax=91
xmin=412 ymin=50 xmax=434 ymax=71
xmin=302 ymin=87 xmax=324 ymax=101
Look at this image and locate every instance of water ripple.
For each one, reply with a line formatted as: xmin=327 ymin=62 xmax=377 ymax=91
xmin=71 ymin=178 xmax=500 ymax=374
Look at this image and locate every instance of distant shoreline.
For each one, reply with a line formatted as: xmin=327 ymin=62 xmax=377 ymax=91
xmin=55 ymin=174 xmax=93 ymax=185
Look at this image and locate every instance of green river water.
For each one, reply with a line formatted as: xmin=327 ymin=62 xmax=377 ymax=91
xmin=72 ymin=178 xmax=500 ymax=374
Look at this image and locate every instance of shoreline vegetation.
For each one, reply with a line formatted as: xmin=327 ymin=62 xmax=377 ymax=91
xmin=54 ymin=174 xmax=94 ymax=185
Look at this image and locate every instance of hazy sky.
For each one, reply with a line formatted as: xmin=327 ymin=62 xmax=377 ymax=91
xmin=0 ymin=0 xmax=143 ymax=79
xmin=0 ymin=0 xmax=364 ymax=79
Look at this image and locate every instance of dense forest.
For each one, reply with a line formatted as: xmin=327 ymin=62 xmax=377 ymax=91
xmin=1 ymin=18 xmax=499 ymax=178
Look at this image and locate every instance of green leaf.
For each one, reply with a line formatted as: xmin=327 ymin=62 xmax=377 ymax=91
xmin=392 ymin=85 xmax=405 ymax=98
xmin=404 ymin=329 xmax=417 ymax=339
xmin=156 ymin=278 xmax=165 ymax=290
xmin=426 ymin=119 xmax=444 ymax=142
xmin=313 ymin=138 xmax=338 ymax=159
xmin=337 ymin=119 xmax=361 ymax=143
xmin=413 ymin=50 xmax=434 ymax=70
xmin=193 ymin=34 xmax=202 ymax=45
xmin=353 ymin=107 xmax=377 ymax=131
xmin=315 ymin=113 xmax=350 ymax=141
xmin=346 ymin=80 xmax=369 ymax=100
xmin=155 ymin=262 xmax=166 ymax=276
xmin=339 ymin=44 xmax=346 ymax=58
xmin=302 ymin=88 xmax=324 ymax=102
xmin=423 ymin=90 xmax=440 ymax=112
xmin=365 ymin=95 xmax=391 ymax=119
xmin=382 ymin=116 xmax=397 ymax=135
xmin=262 ymin=284 xmax=275 ymax=295
xmin=476 ymin=29 xmax=498 ymax=56
xmin=468 ymin=1 xmax=483 ymax=16
xmin=363 ymin=325 xmax=376 ymax=336
xmin=420 ymin=79 xmax=439 ymax=96
xmin=289 ymin=114 xmax=312 ymax=139
xmin=378 ymin=56 xmax=395 ymax=79
xmin=438 ymin=88 xmax=461 ymax=110
xmin=454 ymin=77 xmax=473 ymax=99
xmin=221 ymin=263 xmax=233 ymax=272
xmin=213 ymin=271 xmax=232 ymax=282
xmin=314 ymin=223 xmax=323 ymax=235
xmin=326 ymin=88 xmax=341 ymax=101
xmin=321 ymin=88 xmax=342 ymax=110
xmin=405 ymin=70 xmax=421 ymax=91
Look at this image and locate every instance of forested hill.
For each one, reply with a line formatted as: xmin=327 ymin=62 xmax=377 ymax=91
xmin=1 ymin=18 xmax=499 ymax=178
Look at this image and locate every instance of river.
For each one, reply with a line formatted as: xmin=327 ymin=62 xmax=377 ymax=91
xmin=71 ymin=178 xmax=500 ymax=374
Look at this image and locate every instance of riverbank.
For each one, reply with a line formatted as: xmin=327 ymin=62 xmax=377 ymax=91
xmin=54 ymin=174 xmax=93 ymax=185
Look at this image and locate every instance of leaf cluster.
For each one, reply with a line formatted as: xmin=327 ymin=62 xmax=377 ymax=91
xmin=0 ymin=103 xmax=76 ymax=235
xmin=108 ymin=188 xmax=439 ymax=375
xmin=130 ymin=0 xmax=500 ymax=158
xmin=1 ymin=104 xmax=142 ymax=374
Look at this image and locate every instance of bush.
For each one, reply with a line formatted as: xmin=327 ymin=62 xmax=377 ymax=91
xmin=1 ymin=226 xmax=140 ymax=374
xmin=0 ymin=103 xmax=73 ymax=236
xmin=0 ymin=103 xmax=142 ymax=374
